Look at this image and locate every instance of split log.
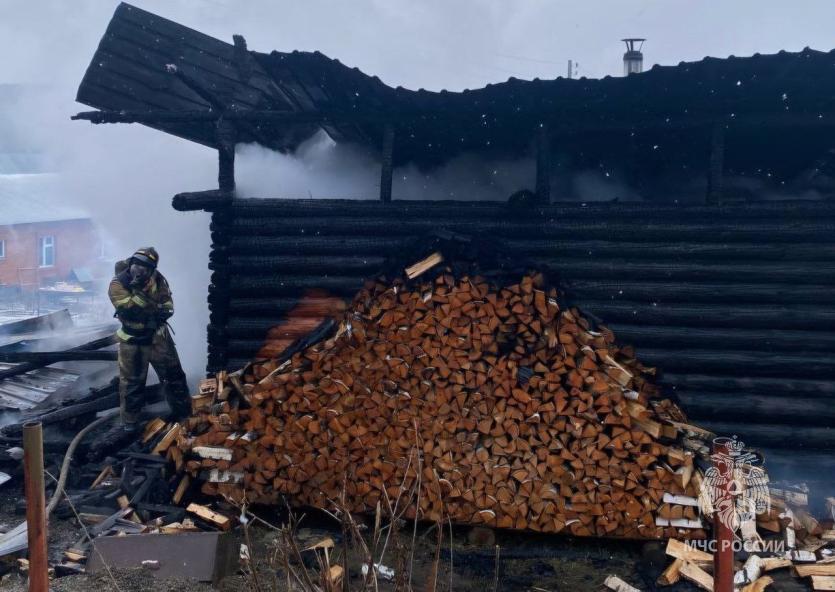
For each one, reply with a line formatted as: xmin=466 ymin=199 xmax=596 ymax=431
xmin=405 ymin=252 xmax=444 ymax=279
xmin=741 ymin=576 xmax=773 ymax=592
xmin=176 ymin=270 xmax=751 ymax=538
xmin=811 ymin=575 xmax=835 ymax=591
xmin=760 ymin=557 xmax=791 ymax=572
xmin=657 ymin=558 xmax=683 ymax=586
xmin=152 ymin=424 xmax=181 ymax=455
xmin=172 ymin=476 xmax=190 ymax=505
xmin=679 ymin=561 xmax=714 ymax=591
xmin=796 ymin=565 xmax=835 ymax=578
xmin=665 ymin=539 xmax=712 ymax=568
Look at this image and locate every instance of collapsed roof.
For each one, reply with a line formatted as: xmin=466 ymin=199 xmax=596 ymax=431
xmin=76 ymin=3 xmax=835 ymax=170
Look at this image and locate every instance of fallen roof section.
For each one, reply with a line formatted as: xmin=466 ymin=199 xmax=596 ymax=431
xmin=0 ymin=316 xmax=117 ymax=410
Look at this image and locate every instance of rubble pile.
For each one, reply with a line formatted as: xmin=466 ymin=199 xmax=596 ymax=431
xmin=650 ymin=492 xmax=835 ymax=591
xmin=176 ymin=255 xmax=724 ymax=539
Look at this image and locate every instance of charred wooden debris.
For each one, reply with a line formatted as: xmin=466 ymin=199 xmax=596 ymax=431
xmin=0 ymin=254 xmax=833 ymax=590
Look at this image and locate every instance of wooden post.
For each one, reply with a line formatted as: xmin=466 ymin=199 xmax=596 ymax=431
xmin=216 ymin=119 xmax=236 ymax=193
xmin=379 ymin=124 xmax=395 ymax=202
xmin=535 ymin=124 xmax=551 ymax=204
xmin=23 ymin=422 xmax=48 ymax=592
xmin=712 ymin=439 xmax=734 ymax=592
xmin=706 ymin=123 xmax=725 ymax=204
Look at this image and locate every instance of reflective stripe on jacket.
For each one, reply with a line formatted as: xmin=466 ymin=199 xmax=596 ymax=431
xmin=108 ymin=269 xmax=174 ymax=343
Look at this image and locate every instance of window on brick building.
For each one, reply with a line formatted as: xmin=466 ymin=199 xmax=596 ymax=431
xmin=39 ymin=236 xmax=55 ymax=267
xmin=0 ymin=240 xmax=5 ymax=259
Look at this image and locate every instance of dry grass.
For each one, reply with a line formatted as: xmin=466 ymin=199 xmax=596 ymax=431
xmin=231 ymin=447 xmax=454 ymax=592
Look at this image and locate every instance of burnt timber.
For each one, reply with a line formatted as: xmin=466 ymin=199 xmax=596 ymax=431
xmin=175 ymin=195 xmax=835 ymax=494
xmin=75 ymin=3 xmax=835 ymax=200
xmin=73 ymin=3 xmax=835 ymax=495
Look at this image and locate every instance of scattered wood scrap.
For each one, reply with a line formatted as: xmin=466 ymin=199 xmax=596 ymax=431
xmin=186 ymin=503 xmax=231 ymax=531
xmin=665 ymin=538 xmax=712 ymax=568
xmin=405 ymin=252 xmax=443 ymax=279
xmin=811 ymin=575 xmax=835 ymax=591
xmin=679 ymin=561 xmax=713 ymax=591
xmin=741 ymin=576 xmax=773 ymax=592
xmin=604 ymin=575 xmax=641 ymax=592
xmin=797 ymin=564 xmax=835 ymax=578
xmin=656 ymin=558 xmax=683 ymax=586
xmin=151 ymin=423 xmax=181 ymax=455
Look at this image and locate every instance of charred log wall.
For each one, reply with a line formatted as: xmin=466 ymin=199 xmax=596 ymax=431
xmin=181 ymin=196 xmax=835 ymax=493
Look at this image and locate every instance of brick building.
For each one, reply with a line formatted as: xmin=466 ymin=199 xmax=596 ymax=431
xmin=0 ymin=173 xmax=101 ymax=287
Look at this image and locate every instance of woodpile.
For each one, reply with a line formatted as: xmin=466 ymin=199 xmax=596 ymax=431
xmin=177 ymin=259 xmax=726 ymax=539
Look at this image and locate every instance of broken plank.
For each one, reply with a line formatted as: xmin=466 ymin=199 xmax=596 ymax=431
xmin=760 ymin=557 xmax=792 ymax=572
xmin=811 ymin=575 xmax=835 ymax=591
xmin=89 ymin=465 xmax=113 ymax=490
xmin=665 ymin=538 xmax=712 ymax=568
xmin=796 ymin=565 xmax=835 ymax=578
xmin=64 ymin=550 xmax=86 ymax=562
xmin=186 ymin=503 xmax=231 ymax=531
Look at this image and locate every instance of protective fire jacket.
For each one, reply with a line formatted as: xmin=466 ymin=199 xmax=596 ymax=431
xmin=108 ymin=264 xmax=174 ymax=344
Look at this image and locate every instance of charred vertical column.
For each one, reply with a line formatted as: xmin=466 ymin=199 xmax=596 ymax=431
xmin=380 ymin=123 xmax=395 ymax=202
xmin=207 ymin=209 xmax=232 ymax=374
xmin=707 ymin=123 xmax=725 ymax=204
xmin=217 ymin=119 xmax=236 ymax=193
xmin=535 ymin=124 xmax=552 ymax=204
xmin=208 ymin=119 xmax=236 ymax=373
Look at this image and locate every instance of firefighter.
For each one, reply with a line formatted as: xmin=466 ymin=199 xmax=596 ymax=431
xmin=104 ymin=247 xmax=190 ymax=441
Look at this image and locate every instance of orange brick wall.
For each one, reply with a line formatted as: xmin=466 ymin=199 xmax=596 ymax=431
xmin=0 ymin=219 xmax=101 ymax=286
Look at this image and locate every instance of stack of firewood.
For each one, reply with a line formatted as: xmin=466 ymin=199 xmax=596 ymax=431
xmin=177 ymin=256 xmax=725 ymax=539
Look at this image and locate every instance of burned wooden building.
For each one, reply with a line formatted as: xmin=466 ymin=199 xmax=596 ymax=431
xmin=74 ymin=3 xmax=835 ymax=493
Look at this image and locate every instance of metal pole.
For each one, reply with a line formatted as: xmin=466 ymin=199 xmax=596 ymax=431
xmin=23 ymin=421 xmax=48 ymax=592
xmin=712 ymin=439 xmax=734 ymax=592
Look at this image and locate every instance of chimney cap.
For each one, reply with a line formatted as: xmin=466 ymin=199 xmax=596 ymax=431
xmin=622 ymin=38 xmax=646 ymax=50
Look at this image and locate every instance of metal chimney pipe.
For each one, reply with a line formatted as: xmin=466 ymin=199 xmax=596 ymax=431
xmin=622 ymin=38 xmax=645 ymax=75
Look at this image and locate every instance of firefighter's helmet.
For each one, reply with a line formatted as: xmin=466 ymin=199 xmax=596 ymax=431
xmin=131 ymin=247 xmax=159 ymax=269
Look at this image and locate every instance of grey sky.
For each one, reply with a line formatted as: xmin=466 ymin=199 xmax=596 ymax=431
xmin=1 ymin=0 xmax=833 ymax=377
xmin=2 ymin=0 xmax=835 ymax=91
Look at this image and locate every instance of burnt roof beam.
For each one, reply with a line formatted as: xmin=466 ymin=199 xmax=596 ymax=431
xmin=72 ymin=107 xmax=835 ymax=133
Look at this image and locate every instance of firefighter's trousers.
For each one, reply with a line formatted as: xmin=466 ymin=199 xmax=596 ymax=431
xmin=118 ymin=325 xmax=190 ymax=424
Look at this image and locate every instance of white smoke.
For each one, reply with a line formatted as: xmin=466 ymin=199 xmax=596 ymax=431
xmin=236 ymin=133 xmax=535 ymax=202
